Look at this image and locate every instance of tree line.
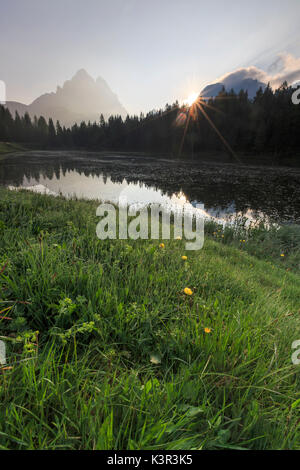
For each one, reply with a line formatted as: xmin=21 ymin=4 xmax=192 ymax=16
xmin=0 ymin=82 xmax=299 ymax=158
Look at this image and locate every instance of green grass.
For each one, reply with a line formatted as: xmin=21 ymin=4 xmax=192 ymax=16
xmin=0 ymin=187 xmax=300 ymax=450
xmin=0 ymin=142 xmax=28 ymax=157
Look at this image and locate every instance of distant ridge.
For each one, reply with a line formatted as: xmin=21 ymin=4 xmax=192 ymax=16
xmin=5 ymin=69 xmax=127 ymax=127
xmin=201 ymin=77 xmax=267 ymax=99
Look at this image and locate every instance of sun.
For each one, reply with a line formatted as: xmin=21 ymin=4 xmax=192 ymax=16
xmin=184 ymin=92 xmax=199 ymax=107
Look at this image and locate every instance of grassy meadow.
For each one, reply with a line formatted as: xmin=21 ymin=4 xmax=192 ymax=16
xmin=0 ymin=187 xmax=300 ymax=449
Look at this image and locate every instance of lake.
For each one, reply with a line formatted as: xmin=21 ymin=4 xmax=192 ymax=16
xmin=1 ymin=150 xmax=300 ymax=225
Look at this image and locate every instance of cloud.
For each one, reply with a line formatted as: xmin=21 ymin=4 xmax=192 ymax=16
xmin=213 ymin=52 xmax=300 ymax=90
xmin=269 ymin=53 xmax=300 ymax=87
xmin=218 ymin=66 xmax=267 ymax=85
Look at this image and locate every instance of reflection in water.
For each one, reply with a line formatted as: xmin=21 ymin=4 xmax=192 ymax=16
xmin=2 ymin=150 xmax=300 ymax=225
xmin=7 ymin=168 xmax=267 ymax=226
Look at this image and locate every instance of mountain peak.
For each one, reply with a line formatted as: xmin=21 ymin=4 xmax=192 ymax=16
xmin=5 ymin=70 xmax=127 ymax=127
xmin=201 ymin=72 xmax=267 ymax=100
xmin=72 ymin=69 xmax=93 ymax=81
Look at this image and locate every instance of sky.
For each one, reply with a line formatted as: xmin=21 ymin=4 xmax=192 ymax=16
xmin=1 ymin=0 xmax=300 ymax=114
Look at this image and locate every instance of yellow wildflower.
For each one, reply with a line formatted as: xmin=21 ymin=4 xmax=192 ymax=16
xmin=280 ymin=253 xmax=285 ymax=257
xmin=181 ymin=255 xmax=188 ymax=261
xmin=204 ymin=327 xmax=211 ymax=334
xmin=184 ymin=287 xmax=193 ymax=296
xmin=159 ymin=243 xmax=165 ymax=249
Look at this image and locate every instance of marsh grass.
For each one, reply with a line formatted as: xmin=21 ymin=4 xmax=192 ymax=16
xmin=0 ymin=187 xmax=300 ymax=449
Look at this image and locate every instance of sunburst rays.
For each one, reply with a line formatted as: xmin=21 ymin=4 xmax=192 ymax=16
xmin=179 ymin=94 xmax=240 ymax=162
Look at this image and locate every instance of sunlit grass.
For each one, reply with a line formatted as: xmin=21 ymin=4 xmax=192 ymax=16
xmin=0 ymin=188 xmax=300 ymax=449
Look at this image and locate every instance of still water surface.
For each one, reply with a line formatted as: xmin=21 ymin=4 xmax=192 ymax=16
xmin=1 ymin=151 xmax=300 ymax=225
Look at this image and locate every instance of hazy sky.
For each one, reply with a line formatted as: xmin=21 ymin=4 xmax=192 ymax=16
xmin=1 ymin=0 xmax=300 ymax=114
